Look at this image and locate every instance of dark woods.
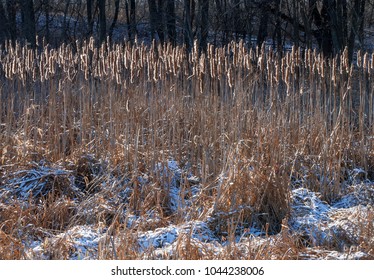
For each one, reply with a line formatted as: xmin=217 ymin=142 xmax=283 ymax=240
xmin=0 ymin=1 xmax=371 ymax=59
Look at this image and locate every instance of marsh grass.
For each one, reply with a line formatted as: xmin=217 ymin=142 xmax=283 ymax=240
xmin=0 ymin=39 xmax=373 ymax=259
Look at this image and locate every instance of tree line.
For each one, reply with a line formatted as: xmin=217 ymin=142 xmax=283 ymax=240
xmin=0 ymin=1 xmax=373 ymax=59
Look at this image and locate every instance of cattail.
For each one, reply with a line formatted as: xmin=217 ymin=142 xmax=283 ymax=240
xmin=49 ymin=54 xmax=54 ymax=75
xmin=232 ymin=43 xmax=237 ymax=65
xmin=199 ymin=72 xmax=204 ymax=93
xmin=281 ymin=57 xmax=286 ymax=82
xmin=267 ymin=55 xmax=272 ymax=79
xmin=285 ymin=65 xmax=290 ymax=92
xmin=5 ymin=60 xmax=10 ymax=79
xmin=171 ymin=50 xmax=176 ymax=76
xmin=208 ymin=44 xmax=214 ymax=60
xmin=200 ymin=54 xmax=206 ymax=74
xmin=210 ymin=56 xmax=215 ymax=79
xmin=40 ymin=56 xmax=45 ymax=82
xmin=307 ymin=49 xmax=312 ymax=69
xmin=332 ymin=58 xmax=337 ymax=87
xmin=357 ymin=50 xmax=362 ymax=67
xmin=153 ymin=60 xmax=158 ymax=82
xmin=26 ymin=49 xmax=32 ymax=71
xmin=44 ymin=63 xmax=49 ymax=81
xmin=258 ymin=55 xmax=264 ymax=72
xmin=102 ymin=55 xmax=108 ymax=76
xmin=32 ymin=65 xmax=37 ymax=81
xmin=147 ymin=54 xmax=151 ymax=81
xmin=217 ymin=56 xmax=222 ymax=78
xmin=363 ymin=52 xmax=369 ymax=72
xmin=11 ymin=58 xmax=16 ymax=75
xmin=275 ymin=63 xmax=280 ymax=83
xmin=124 ymin=48 xmax=128 ymax=69
xmin=227 ymin=67 xmax=233 ymax=88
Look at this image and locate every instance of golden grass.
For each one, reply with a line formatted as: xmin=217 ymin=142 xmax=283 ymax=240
xmin=0 ymin=39 xmax=373 ymax=259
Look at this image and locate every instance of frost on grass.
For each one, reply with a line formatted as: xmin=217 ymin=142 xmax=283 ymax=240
xmin=299 ymin=248 xmax=369 ymax=260
xmin=137 ymin=220 xmax=218 ymax=252
xmin=289 ymin=184 xmax=374 ymax=253
xmin=1 ymin=158 xmax=373 ymax=259
xmin=31 ymin=225 xmax=106 ymax=260
xmin=289 ymin=188 xmax=331 ymax=245
xmin=0 ymin=155 xmax=106 ymax=201
xmin=0 ymin=166 xmax=79 ymax=200
xmin=154 ymin=160 xmax=201 ymax=214
xmin=332 ymin=183 xmax=374 ymax=208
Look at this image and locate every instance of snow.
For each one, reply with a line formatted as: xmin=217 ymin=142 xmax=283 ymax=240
xmin=31 ymin=225 xmax=106 ymax=260
xmin=1 ymin=159 xmax=373 ymax=259
xmin=154 ymin=160 xmax=202 ymax=214
xmin=289 ymin=184 xmax=374 ymax=250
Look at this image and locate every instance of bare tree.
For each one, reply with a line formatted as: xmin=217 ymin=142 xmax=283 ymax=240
xmin=98 ymin=0 xmax=106 ymax=43
xmin=0 ymin=2 xmax=8 ymax=42
xmin=148 ymin=0 xmax=165 ymax=43
xmin=199 ymin=0 xmax=209 ymax=52
xmin=6 ymin=0 xmax=17 ymax=42
xmin=44 ymin=0 xmax=50 ymax=42
xmin=257 ymin=1 xmax=269 ymax=47
xmin=109 ymin=0 xmax=120 ymax=40
xmin=20 ymin=0 xmax=36 ymax=47
xmin=166 ymin=0 xmax=176 ymax=45
xmin=129 ymin=0 xmax=137 ymax=40
xmin=184 ymin=0 xmax=193 ymax=51
xmin=87 ymin=0 xmax=94 ymax=37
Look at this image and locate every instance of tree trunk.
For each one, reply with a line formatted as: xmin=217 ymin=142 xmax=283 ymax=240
xmin=320 ymin=1 xmax=333 ymax=57
xmin=6 ymin=0 xmax=17 ymax=42
xmin=232 ymin=0 xmax=241 ymax=40
xmin=199 ymin=0 xmax=209 ymax=52
xmin=20 ymin=0 xmax=36 ymax=47
xmin=292 ymin=1 xmax=299 ymax=47
xmin=244 ymin=0 xmax=254 ymax=47
xmin=348 ymin=0 xmax=363 ymax=61
xmin=98 ymin=0 xmax=107 ymax=43
xmin=157 ymin=0 xmax=165 ymax=43
xmin=130 ymin=0 xmax=137 ymax=40
xmin=184 ymin=0 xmax=193 ymax=51
xmin=87 ymin=0 xmax=93 ymax=37
xmin=148 ymin=0 xmax=157 ymax=40
xmin=45 ymin=0 xmax=50 ymax=43
xmin=125 ymin=1 xmax=131 ymax=40
xmin=358 ymin=0 xmax=366 ymax=48
xmin=148 ymin=0 xmax=164 ymax=43
xmin=62 ymin=0 xmax=71 ymax=42
xmin=0 ymin=2 xmax=8 ymax=42
xmin=109 ymin=0 xmax=120 ymax=40
xmin=166 ymin=0 xmax=176 ymax=45
xmin=257 ymin=3 xmax=268 ymax=47
xmin=274 ymin=0 xmax=282 ymax=50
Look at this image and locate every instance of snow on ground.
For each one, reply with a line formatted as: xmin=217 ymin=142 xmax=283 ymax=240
xmin=289 ymin=186 xmax=373 ymax=250
xmin=299 ymin=248 xmax=369 ymax=260
xmin=1 ymin=160 xmax=373 ymax=259
xmin=30 ymin=225 xmax=106 ymax=260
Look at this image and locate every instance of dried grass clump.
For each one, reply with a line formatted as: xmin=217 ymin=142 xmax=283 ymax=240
xmin=0 ymin=229 xmax=25 ymax=259
xmin=327 ymin=206 xmax=374 ymax=258
xmin=209 ymin=145 xmax=290 ymax=236
xmin=1 ymin=165 xmax=79 ymax=201
xmin=0 ymin=198 xmax=76 ymax=259
xmin=74 ymin=154 xmax=105 ymax=194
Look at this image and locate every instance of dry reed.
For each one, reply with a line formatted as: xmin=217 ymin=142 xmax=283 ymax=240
xmin=0 ymin=38 xmax=373 ymax=259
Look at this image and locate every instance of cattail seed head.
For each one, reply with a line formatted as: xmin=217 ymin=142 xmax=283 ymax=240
xmin=357 ymin=50 xmax=362 ymax=67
